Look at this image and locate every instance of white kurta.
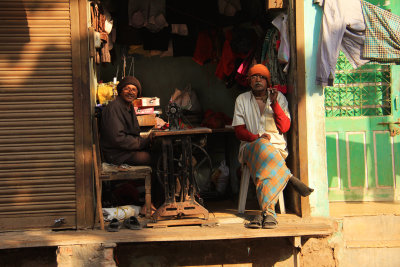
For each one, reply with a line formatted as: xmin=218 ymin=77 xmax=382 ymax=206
xmin=232 ymin=90 xmax=290 ymax=163
xmin=314 ymin=0 xmax=369 ymax=85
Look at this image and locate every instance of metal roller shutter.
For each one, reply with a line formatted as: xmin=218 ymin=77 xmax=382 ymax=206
xmin=0 ymin=0 xmax=77 ymax=230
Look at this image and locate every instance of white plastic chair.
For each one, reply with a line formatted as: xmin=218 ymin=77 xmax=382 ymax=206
xmin=238 ymin=164 xmax=285 ymax=214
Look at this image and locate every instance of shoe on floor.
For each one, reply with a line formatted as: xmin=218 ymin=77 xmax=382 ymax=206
xmin=123 ymin=216 xmax=142 ymax=230
xmin=246 ymin=214 xmax=263 ymax=229
xmin=262 ymin=214 xmax=278 ymax=229
xmin=107 ymin=218 xmax=121 ymax=232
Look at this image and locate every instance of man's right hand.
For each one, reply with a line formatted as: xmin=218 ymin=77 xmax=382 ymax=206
xmin=268 ymin=88 xmax=278 ymax=105
xmin=148 ymin=130 xmax=156 ymax=141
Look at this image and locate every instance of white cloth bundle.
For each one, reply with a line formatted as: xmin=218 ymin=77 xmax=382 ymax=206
xmin=102 ymin=205 xmax=141 ymax=221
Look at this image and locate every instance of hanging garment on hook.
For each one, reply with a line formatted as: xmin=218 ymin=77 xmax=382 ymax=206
xmin=128 ymin=0 xmax=168 ymax=33
xmin=315 ymin=0 xmax=369 ymax=86
xmin=361 ymin=1 xmax=400 ymax=63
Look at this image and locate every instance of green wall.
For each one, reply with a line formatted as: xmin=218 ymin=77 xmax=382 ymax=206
xmin=304 ymin=0 xmax=330 ymax=217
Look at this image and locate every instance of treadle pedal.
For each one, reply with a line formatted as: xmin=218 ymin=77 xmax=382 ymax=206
xmin=146 ymin=217 xmax=218 ymax=228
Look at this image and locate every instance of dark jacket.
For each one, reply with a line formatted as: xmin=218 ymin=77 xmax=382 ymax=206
xmin=100 ymin=96 xmax=150 ymax=165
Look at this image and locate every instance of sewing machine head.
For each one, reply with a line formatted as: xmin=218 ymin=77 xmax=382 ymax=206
xmin=166 ymin=102 xmax=183 ymax=130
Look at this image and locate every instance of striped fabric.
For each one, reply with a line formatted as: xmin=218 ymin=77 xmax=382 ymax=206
xmin=362 ymin=1 xmax=400 ymax=63
xmin=243 ymin=138 xmax=292 ymax=217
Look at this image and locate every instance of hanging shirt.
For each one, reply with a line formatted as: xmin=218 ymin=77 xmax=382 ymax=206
xmin=272 ymin=13 xmax=290 ymax=72
xmin=361 ymin=0 xmax=400 ymax=63
xmin=314 ymin=0 xmax=369 ymax=86
xmin=232 ymin=91 xmax=290 ymax=163
xmin=128 ymin=0 xmax=168 ymax=33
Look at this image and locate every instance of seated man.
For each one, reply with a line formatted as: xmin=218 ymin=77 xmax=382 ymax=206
xmin=100 ymin=76 xmax=158 ymax=215
xmin=100 ymin=76 xmax=153 ymax=166
xmin=232 ymin=64 xmax=313 ymax=229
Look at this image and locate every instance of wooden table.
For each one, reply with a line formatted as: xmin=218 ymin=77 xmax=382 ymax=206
xmin=151 ymin=127 xmax=212 ymax=221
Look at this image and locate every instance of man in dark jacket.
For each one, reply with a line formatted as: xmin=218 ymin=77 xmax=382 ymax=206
xmin=100 ymin=76 xmax=153 ymax=166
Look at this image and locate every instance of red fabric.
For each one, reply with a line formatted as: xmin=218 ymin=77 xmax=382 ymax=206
xmin=276 ymin=39 xmax=281 ymax=51
xmin=273 ymin=84 xmax=287 ymax=94
xmin=234 ymin=124 xmax=259 ymax=142
xmin=193 ymin=30 xmax=214 ymax=66
xmin=215 ymin=30 xmax=246 ymax=80
xmin=271 ymin=102 xmax=290 ymax=133
xmin=235 ymin=50 xmax=254 ymax=87
xmin=201 ymin=109 xmax=232 ymax=129
xmin=215 ymin=36 xmax=235 ymax=79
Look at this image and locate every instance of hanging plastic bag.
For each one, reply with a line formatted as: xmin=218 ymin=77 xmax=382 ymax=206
xmin=211 ymin=160 xmax=230 ymax=194
xmin=97 ymin=82 xmax=115 ymax=105
xmin=169 ymin=84 xmax=202 ymax=113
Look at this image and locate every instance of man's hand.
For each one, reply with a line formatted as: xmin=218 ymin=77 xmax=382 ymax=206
xmin=147 ymin=130 xmax=156 ymax=141
xmin=155 ymin=117 xmax=166 ymax=129
xmin=259 ymin=133 xmax=271 ymax=140
xmin=268 ymin=88 xmax=278 ymax=105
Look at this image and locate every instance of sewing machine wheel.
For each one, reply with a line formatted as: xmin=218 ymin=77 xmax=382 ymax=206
xmin=156 ymin=142 xmax=212 ymax=199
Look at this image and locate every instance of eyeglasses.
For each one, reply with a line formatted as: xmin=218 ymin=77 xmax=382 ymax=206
xmin=122 ymin=87 xmax=138 ymax=93
xmin=249 ymin=74 xmax=266 ymax=80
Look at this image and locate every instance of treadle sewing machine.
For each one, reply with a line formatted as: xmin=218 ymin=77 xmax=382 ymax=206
xmin=151 ymin=103 xmax=212 ymax=222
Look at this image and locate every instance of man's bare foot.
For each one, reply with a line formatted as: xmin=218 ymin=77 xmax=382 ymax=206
xmin=289 ymin=176 xmax=314 ymax=197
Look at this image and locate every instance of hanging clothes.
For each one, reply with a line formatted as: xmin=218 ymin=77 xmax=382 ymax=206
xmin=128 ymin=0 xmax=168 ymax=33
xmin=272 ymin=13 xmax=290 ymax=73
xmin=192 ymin=30 xmax=215 ymax=65
xmin=91 ymin=2 xmax=113 ymax=63
xmin=215 ymin=29 xmax=239 ymax=81
xmin=314 ymin=0 xmax=369 ymax=86
xmin=261 ymin=28 xmax=287 ymax=87
xmin=217 ymin=0 xmax=242 ymax=17
xmin=361 ymin=0 xmax=400 ymax=63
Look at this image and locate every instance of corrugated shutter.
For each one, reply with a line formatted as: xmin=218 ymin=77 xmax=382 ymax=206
xmin=0 ymin=0 xmax=76 ymax=230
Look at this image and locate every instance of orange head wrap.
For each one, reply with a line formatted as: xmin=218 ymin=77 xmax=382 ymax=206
xmin=247 ymin=64 xmax=271 ymax=86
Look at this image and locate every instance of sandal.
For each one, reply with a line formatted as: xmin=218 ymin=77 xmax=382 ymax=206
xmin=123 ymin=216 xmax=142 ymax=230
xmin=262 ymin=215 xmax=278 ymax=229
xmin=246 ymin=214 xmax=263 ymax=229
xmin=107 ymin=218 xmax=121 ymax=232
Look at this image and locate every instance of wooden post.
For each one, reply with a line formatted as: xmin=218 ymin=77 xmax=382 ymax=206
xmin=92 ymin=144 xmax=105 ymax=230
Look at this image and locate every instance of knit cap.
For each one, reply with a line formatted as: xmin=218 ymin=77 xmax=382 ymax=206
xmin=116 ymin=76 xmax=142 ymax=96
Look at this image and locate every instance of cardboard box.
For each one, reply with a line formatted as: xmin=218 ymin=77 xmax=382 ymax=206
xmin=267 ymin=0 xmax=284 ymax=9
xmin=134 ymin=107 xmax=154 ymax=115
xmin=133 ymin=97 xmax=160 ymax=107
xmin=137 ymin=114 xmax=156 ymax=126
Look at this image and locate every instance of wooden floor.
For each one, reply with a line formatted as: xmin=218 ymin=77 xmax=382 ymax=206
xmin=0 ymin=199 xmax=334 ymax=250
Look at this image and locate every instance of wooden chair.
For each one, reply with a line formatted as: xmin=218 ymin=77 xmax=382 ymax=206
xmin=92 ymin=115 xmax=152 ymax=230
xmin=238 ymin=164 xmax=285 ymax=214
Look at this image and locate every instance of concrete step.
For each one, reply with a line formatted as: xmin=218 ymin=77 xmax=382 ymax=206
xmin=342 ymin=215 xmax=400 ymax=247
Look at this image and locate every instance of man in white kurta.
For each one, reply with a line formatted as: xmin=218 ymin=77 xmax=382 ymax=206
xmin=232 ymin=87 xmax=290 ymax=162
xmin=232 ymin=64 xmax=313 ymax=229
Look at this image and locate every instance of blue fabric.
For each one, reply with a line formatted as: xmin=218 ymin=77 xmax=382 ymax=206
xmin=243 ymin=138 xmax=291 ymax=217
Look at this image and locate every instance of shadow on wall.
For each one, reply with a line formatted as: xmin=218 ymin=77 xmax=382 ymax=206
xmin=0 ymin=1 xmax=80 ymax=230
xmin=0 ymin=0 xmax=30 ymax=64
xmin=0 ymin=247 xmax=57 ymax=267
xmin=115 ymin=238 xmax=294 ymax=267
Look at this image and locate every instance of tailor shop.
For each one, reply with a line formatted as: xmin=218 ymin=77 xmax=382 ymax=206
xmin=3 ymin=0 xmax=399 ymax=266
